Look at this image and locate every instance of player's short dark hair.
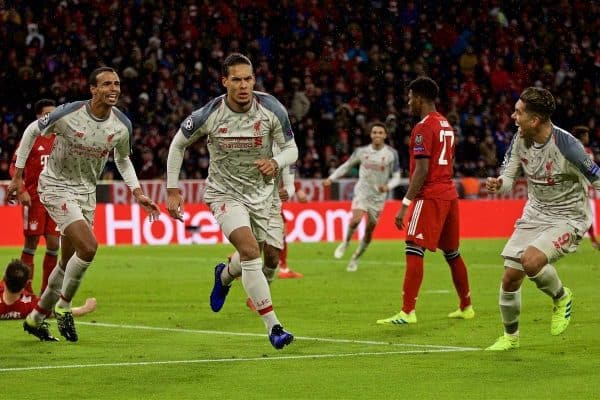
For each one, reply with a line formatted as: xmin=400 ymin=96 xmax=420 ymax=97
xmin=89 ymin=67 xmax=117 ymax=86
xmin=572 ymin=125 xmax=590 ymax=140
xmin=34 ymin=99 xmax=56 ymax=115
xmin=369 ymin=121 xmax=388 ymax=135
xmin=221 ymin=53 xmax=253 ymax=77
xmin=520 ymin=87 xmax=555 ymax=122
xmin=3 ymin=259 xmax=30 ymax=293
xmin=408 ymin=76 xmax=439 ymax=102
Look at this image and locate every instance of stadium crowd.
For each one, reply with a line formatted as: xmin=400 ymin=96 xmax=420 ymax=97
xmin=0 ymin=0 xmax=598 ymax=183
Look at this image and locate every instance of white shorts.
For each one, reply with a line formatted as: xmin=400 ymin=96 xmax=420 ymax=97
xmin=501 ymin=221 xmax=583 ymax=270
xmin=209 ymin=199 xmax=269 ymax=243
xmin=39 ymin=189 xmax=96 ymax=235
xmin=351 ymin=195 xmax=383 ymax=225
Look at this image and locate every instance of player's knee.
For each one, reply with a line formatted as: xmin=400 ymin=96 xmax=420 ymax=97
xmin=263 ymin=246 xmax=279 ymax=269
xmin=405 ymin=243 xmax=424 ymax=257
xmin=24 ymin=235 xmax=40 ymax=249
xmin=350 ymin=219 xmax=361 ymax=227
xmin=238 ymin=242 xmax=261 ymax=260
xmin=501 ymin=269 xmax=524 ymax=291
xmin=520 ymin=249 xmax=546 ymax=275
xmin=443 ymin=250 xmax=460 ymax=261
xmin=78 ymin=239 xmax=98 ymax=261
xmin=45 ymin=236 xmax=60 ymax=251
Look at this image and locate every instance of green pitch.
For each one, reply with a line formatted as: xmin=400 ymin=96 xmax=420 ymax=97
xmin=1 ymin=239 xmax=599 ymax=399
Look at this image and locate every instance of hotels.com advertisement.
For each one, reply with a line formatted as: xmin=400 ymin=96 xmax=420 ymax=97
xmin=0 ymin=200 xmax=598 ymax=246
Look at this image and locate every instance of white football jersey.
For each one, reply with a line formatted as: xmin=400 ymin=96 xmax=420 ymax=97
xmin=499 ymin=125 xmax=600 ymax=231
xmin=17 ymin=101 xmax=133 ymax=195
xmin=329 ymin=144 xmax=400 ymax=206
xmin=179 ymin=92 xmax=297 ymax=212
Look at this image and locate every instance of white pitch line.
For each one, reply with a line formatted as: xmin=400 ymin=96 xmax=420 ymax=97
xmin=77 ymin=321 xmax=479 ymax=351
xmin=0 ymin=348 xmax=478 ymax=373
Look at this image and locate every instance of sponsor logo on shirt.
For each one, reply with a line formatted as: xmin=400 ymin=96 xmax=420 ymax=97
xmin=363 ymin=161 xmax=385 ymax=172
xmin=69 ymin=143 xmax=109 ymax=158
xmin=217 ymin=137 xmax=263 ymax=149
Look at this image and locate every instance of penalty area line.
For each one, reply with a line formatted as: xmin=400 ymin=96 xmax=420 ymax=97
xmin=77 ymin=321 xmax=480 ymax=351
xmin=0 ymin=347 xmax=478 ymax=373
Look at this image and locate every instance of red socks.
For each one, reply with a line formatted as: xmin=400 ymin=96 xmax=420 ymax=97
xmin=402 ymin=254 xmax=424 ymax=313
xmin=447 ymin=255 xmax=472 ymax=309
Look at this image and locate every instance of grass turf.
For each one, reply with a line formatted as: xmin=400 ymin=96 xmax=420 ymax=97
xmin=0 ymin=239 xmax=599 ymax=399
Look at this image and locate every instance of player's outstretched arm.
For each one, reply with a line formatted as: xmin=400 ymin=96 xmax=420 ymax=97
xmin=72 ymin=298 xmax=97 ymax=317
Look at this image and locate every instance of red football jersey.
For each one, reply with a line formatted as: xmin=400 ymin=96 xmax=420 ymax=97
xmin=10 ymin=135 xmax=55 ymax=201
xmin=0 ymin=286 xmax=38 ymax=320
xmin=409 ymin=112 xmax=458 ymax=200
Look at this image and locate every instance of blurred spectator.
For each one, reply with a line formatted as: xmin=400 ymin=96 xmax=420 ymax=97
xmin=0 ymin=0 xmax=597 ymax=182
xmin=479 ymin=131 xmax=498 ymax=176
xmin=459 ymin=168 xmax=481 ymax=200
xmin=138 ymin=148 xmax=159 ymax=180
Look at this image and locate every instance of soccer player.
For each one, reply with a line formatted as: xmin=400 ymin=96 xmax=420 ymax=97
xmin=166 ymin=53 xmax=298 ymax=350
xmin=323 ymin=122 xmax=401 ymax=272
xmin=1 ymin=259 xmax=96 ymax=322
xmin=572 ymin=125 xmax=600 ymax=250
xmin=377 ymin=77 xmax=473 ymax=325
xmin=9 ymin=99 xmax=59 ymax=294
xmin=8 ymin=66 xmax=160 ymax=342
xmin=485 ymin=87 xmax=600 ymax=351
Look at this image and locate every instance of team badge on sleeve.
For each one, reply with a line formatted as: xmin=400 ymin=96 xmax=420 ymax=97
xmin=40 ymin=112 xmax=50 ymax=126
xmin=414 ymin=134 xmax=425 ymax=152
xmin=184 ymin=117 xmax=194 ymax=132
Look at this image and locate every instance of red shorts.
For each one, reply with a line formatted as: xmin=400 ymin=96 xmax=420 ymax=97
xmin=405 ymin=198 xmax=459 ymax=251
xmin=22 ymin=201 xmax=59 ymax=237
